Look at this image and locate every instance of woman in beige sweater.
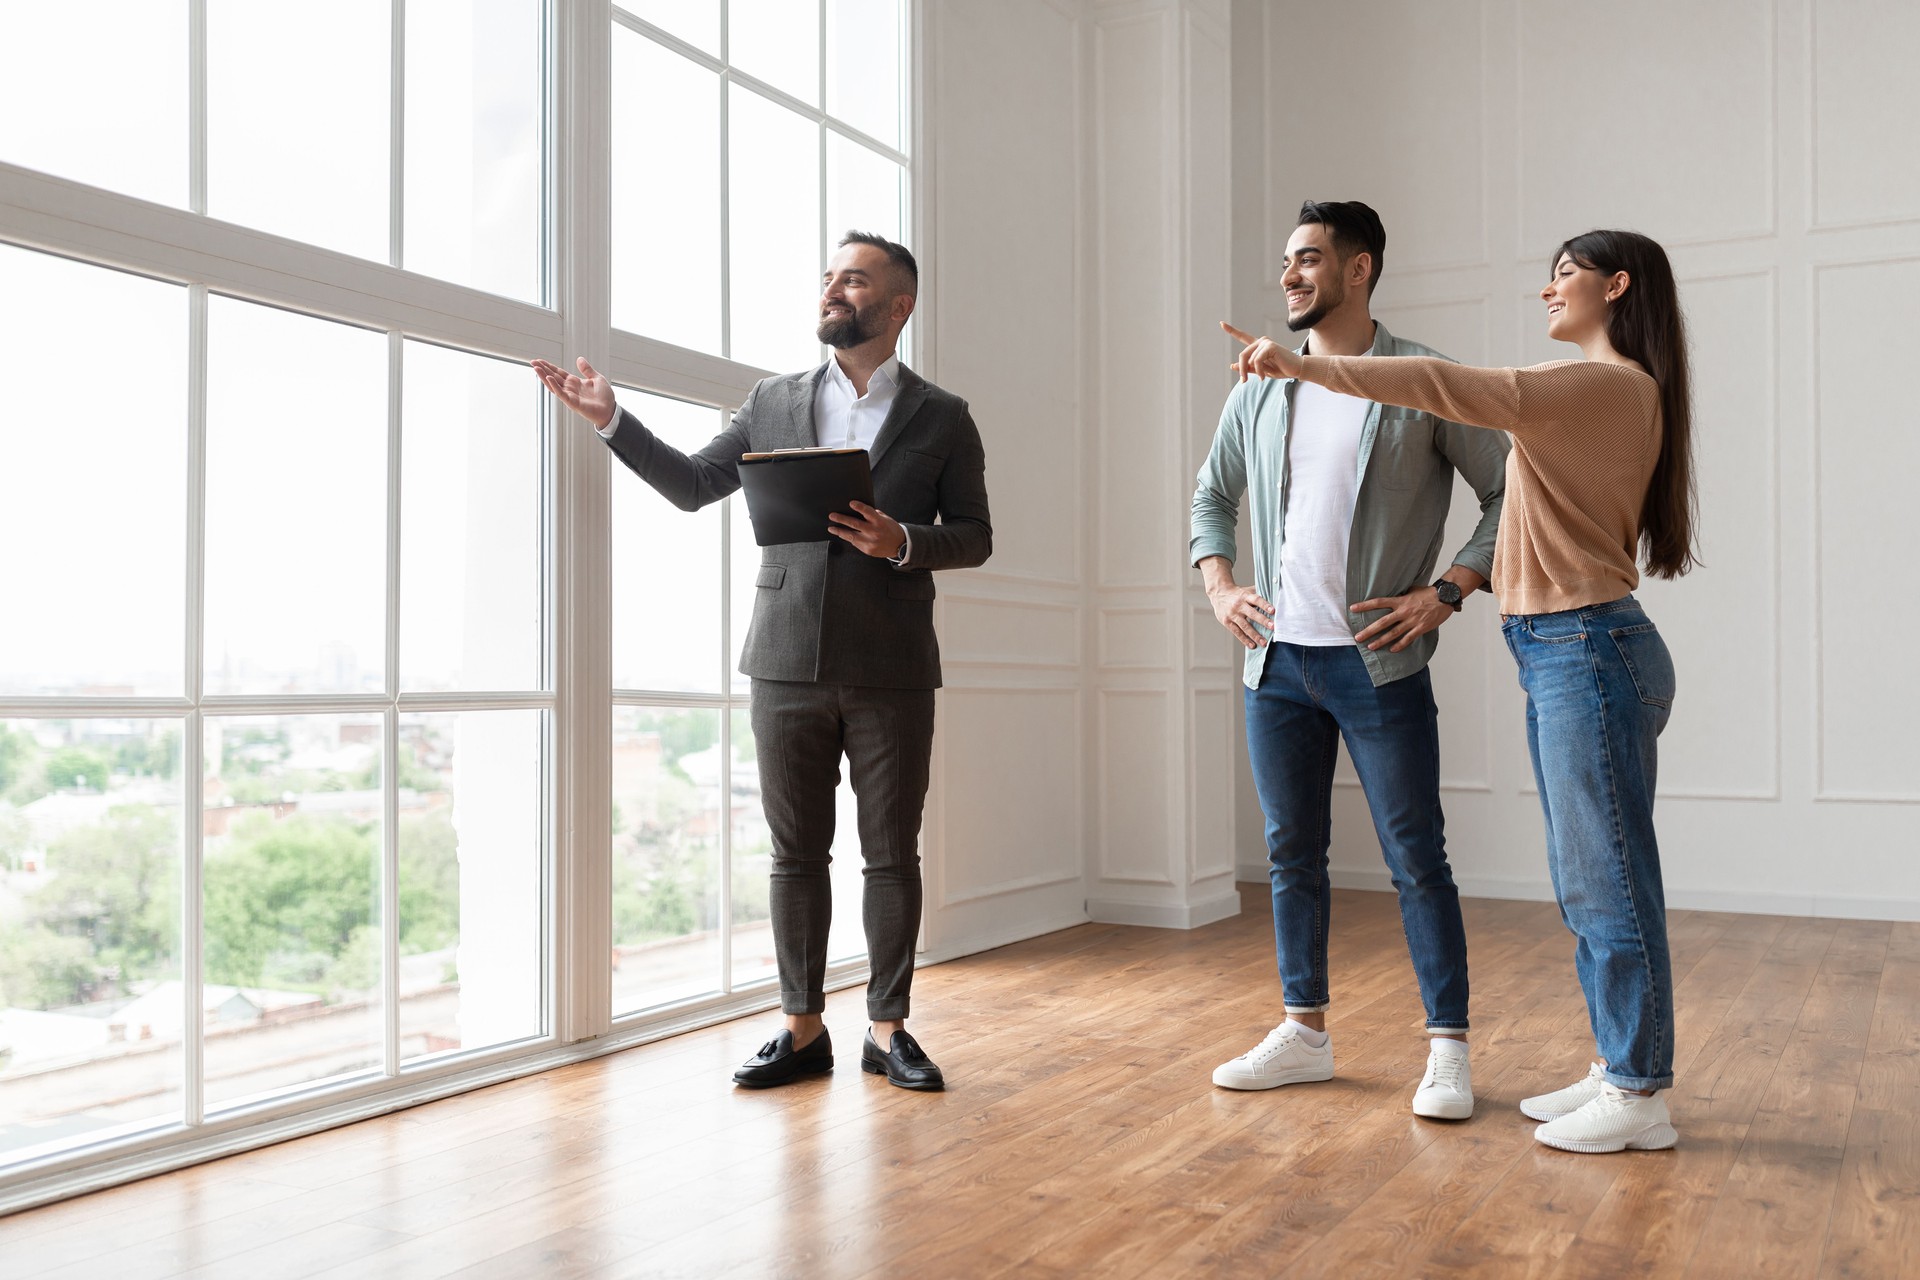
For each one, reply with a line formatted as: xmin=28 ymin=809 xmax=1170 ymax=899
xmin=1223 ymin=228 xmax=1698 ymax=1155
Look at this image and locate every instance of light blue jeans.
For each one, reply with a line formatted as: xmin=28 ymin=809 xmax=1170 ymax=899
xmin=1502 ymin=596 xmax=1676 ymax=1091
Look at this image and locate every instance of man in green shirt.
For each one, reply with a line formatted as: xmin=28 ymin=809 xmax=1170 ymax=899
xmin=1192 ymin=200 xmax=1507 ymax=1119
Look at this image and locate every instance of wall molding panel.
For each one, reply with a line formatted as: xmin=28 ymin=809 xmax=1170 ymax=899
xmin=1229 ymin=0 xmax=1920 ymax=915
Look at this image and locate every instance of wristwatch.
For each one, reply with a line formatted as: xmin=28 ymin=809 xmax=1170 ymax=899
xmin=1432 ymin=578 xmax=1464 ymax=611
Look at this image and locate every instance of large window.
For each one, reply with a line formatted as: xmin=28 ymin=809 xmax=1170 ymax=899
xmin=607 ymin=4 xmax=910 ymax=1021
xmin=0 ymin=0 xmax=912 ymax=1205
xmin=0 ymin=1 xmax=550 ymax=1181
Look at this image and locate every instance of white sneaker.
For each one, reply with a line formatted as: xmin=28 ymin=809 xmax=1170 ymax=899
xmin=1211 ymin=1023 xmax=1334 ymax=1091
xmin=1411 ymin=1040 xmax=1473 ymax=1119
xmin=1520 ymin=1061 xmax=1608 ymax=1121
xmin=1532 ymin=1083 xmax=1678 ymax=1153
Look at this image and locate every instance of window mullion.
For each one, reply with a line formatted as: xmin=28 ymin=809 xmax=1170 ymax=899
xmin=182 ymin=282 xmax=209 ymax=1129
xmin=390 ymin=0 xmax=406 ymax=270
xmin=718 ymin=497 xmax=734 ymax=993
xmin=383 ymin=330 xmax=404 ymax=1077
xmin=189 ymin=0 xmax=207 ymax=215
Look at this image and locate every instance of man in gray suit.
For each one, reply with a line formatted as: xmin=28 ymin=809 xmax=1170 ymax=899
xmin=533 ymin=232 xmax=991 ymax=1091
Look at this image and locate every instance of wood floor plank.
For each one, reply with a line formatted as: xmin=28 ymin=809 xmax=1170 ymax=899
xmin=1679 ymin=920 xmax=1887 ymax=1279
xmin=7 ymin=888 xmax=1917 ymax=1280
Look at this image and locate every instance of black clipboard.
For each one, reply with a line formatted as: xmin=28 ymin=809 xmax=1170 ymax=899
xmin=737 ymin=447 xmax=875 ymax=546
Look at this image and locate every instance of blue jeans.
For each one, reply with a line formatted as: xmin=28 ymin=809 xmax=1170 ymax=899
xmin=1502 ymin=596 xmax=1676 ymax=1091
xmin=1244 ymin=642 xmax=1470 ymax=1032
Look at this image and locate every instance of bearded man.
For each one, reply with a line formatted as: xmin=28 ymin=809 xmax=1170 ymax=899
xmin=533 ymin=232 xmax=992 ymax=1091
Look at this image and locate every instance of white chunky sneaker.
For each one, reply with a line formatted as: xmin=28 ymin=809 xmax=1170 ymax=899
xmin=1520 ymin=1061 xmax=1608 ymax=1121
xmin=1211 ymin=1023 xmax=1334 ymax=1091
xmin=1532 ymin=1083 xmax=1678 ymax=1153
xmin=1411 ymin=1039 xmax=1473 ymax=1119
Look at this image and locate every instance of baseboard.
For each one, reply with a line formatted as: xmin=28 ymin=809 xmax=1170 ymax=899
xmin=1237 ymin=865 xmax=1920 ymax=922
xmin=919 ymin=908 xmax=1093 ymax=965
xmin=1086 ymin=890 xmax=1242 ymax=930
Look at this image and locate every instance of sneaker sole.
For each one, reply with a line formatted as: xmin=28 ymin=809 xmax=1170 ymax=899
xmin=1533 ymin=1122 xmax=1678 ymax=1154
xmin=1211 ymin=1064 xmax=1334 ymax=1091
xmin=1412 ymin=1095 xmax=1474 ymax=1120
xmin=1519 ymin=1098 xmax=1585 ymax=1122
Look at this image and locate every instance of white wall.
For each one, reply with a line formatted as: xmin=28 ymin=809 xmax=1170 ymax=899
xmin=914 ymin=0 xmax=1094 ymax=957
xmin=916 ymin=0 xmax=1246 ymax=956
xmin=1228 ymin=0 xmax=1920 ymax=919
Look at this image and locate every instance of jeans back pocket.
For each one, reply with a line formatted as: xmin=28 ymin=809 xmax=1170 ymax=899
xmin=1609 ymin=622 xmax=1676 ymax=709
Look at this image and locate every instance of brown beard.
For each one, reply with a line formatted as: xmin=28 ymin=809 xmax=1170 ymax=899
xmin=817 ymin=299 xmax=888 ymax=348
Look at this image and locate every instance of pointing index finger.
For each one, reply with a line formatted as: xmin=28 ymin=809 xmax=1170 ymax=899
xmin=1220 ymin=321 xmax=1257 ymax=344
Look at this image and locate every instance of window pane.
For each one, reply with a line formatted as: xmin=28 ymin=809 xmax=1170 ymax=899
xmin=827 ymin=133 xmax=904 ymax=252
xmin=0 ymin=2 xmax=187 ymax=207
xmin=404 ymin=0 xmax=544 ymax=303
xmin=204 ymin=298 xmax=387 ymax=696
xmin=0 ymin=248 xmax=186 ymax=697
xmin=611 ymin=391 xmax=724 ymax=694
xmin=724 ymin=707 xmax=864 ymax=991
xmin=207 ymin=0 xmax=390 ymax=261
xmin=0 ymin=718 xmax=183 ymax=1161
xmin=397 ymin=711 xmax=543 ymax=1062
xmin=621 ymin=0 xmax=718 ymax=55
xmin=727 ymin=708 xmax=774 ymax=989
xmin=730 ymin=0 xmax=820 ymax=106
xmin=729 ymin=87 xmax=821 ymax=373
xmin=728 ymin=497 xmax=757 ymax=696
xmin=611 ymin=707 xmax=722 ymax=1017
xmin=612 ymin=33 xmax=721 ymax=355
xmin=827 ymin=0 xmax=902 ymax=149
xmin=401 ymin=342 xmax=543 ymax=694
xmin=202 ymin=714 xmax=383 ymax=1109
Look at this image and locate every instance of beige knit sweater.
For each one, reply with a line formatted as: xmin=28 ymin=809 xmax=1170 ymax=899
xmin=1296 ymin=355 xmax=1662 ymax=616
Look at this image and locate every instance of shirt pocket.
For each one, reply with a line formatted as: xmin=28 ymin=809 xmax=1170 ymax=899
xmin=1368 ymin=411 xmax=1435 ymax=490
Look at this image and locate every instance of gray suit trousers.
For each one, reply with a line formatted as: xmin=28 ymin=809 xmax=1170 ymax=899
xmin=751 ymin=677 xmax=935 ymax=1021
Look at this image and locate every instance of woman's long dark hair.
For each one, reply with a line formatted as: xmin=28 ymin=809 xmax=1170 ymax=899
xmin=1553 ymin=230 xmax=1698 ymax=578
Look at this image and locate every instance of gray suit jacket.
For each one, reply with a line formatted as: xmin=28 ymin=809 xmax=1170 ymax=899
xmin=604 ymin=361 xmax=992 ymax=689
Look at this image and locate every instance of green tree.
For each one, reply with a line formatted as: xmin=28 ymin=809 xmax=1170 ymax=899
xmin=36 ymin=806 xmax=177 ymax=988
xmin=0 ymin=808 xmax=29 ymax=873
xmin=203 ymin=814 xmax=378 ymax=989
xmin=0 ymin=926 xmax=95 ymax=1010
xmin=42 ymin=746 xmax=111 ymax=793
xmin=0 ymin=724 xmax=38 ymax=796
xmin=355 ymin=746 xmax=446 ymax=795
xmin=115 ymin=728 xmax=181 ymax=779
xmin=397 ymin=808 xmax=460 ymax=954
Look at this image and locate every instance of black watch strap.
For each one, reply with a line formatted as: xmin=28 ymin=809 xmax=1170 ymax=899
xmin=1432 ymin=578 xmax=1464 ymax=611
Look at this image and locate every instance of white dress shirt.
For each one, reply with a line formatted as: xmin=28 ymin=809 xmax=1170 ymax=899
xmin=599 ymin=352 xmax=913 ymax=563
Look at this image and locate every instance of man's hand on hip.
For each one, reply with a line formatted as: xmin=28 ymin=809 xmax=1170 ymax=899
xmin=1204 ymin=577 xmax=1275 ymax=650
xmin=530 ymin=356 xmax=618 ymax=430
xmin=1350 ymin=587 xmax=1455 ymax=653
xmin=828 ymin=501 xmax=907 ymax=558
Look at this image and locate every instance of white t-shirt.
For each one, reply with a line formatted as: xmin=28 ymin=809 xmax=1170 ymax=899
xmin=1268 ymin=379 xmax=1372 ymax=645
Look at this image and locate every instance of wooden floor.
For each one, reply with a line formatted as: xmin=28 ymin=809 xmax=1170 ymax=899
xmin=4 ymin=886 xmax=1916 ymax=1279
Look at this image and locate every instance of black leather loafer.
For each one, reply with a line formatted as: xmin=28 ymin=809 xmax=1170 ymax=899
xmin=732 ymin=1028 xmax=833 ymax=1088
xmin=861 ymin=1029 xmax=945 ymax=1091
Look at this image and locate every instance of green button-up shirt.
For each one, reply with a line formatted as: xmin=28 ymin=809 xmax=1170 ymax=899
xmin=1190 ymin=321 xmax=1510 ymax=689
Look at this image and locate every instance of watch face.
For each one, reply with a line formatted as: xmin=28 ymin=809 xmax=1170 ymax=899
xmin=1435 ymin=581 xmax=1462 ymax=605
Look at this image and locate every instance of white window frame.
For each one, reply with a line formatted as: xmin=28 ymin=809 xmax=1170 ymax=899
xmin=602 ymin=2 xmax=916 ymax=1028
xmin=0 ymin=0 xmax=921 ymax=1216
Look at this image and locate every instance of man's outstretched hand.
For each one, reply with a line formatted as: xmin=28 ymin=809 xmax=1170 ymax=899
xmin=531 ymin=356 xmax=618 ymax=430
